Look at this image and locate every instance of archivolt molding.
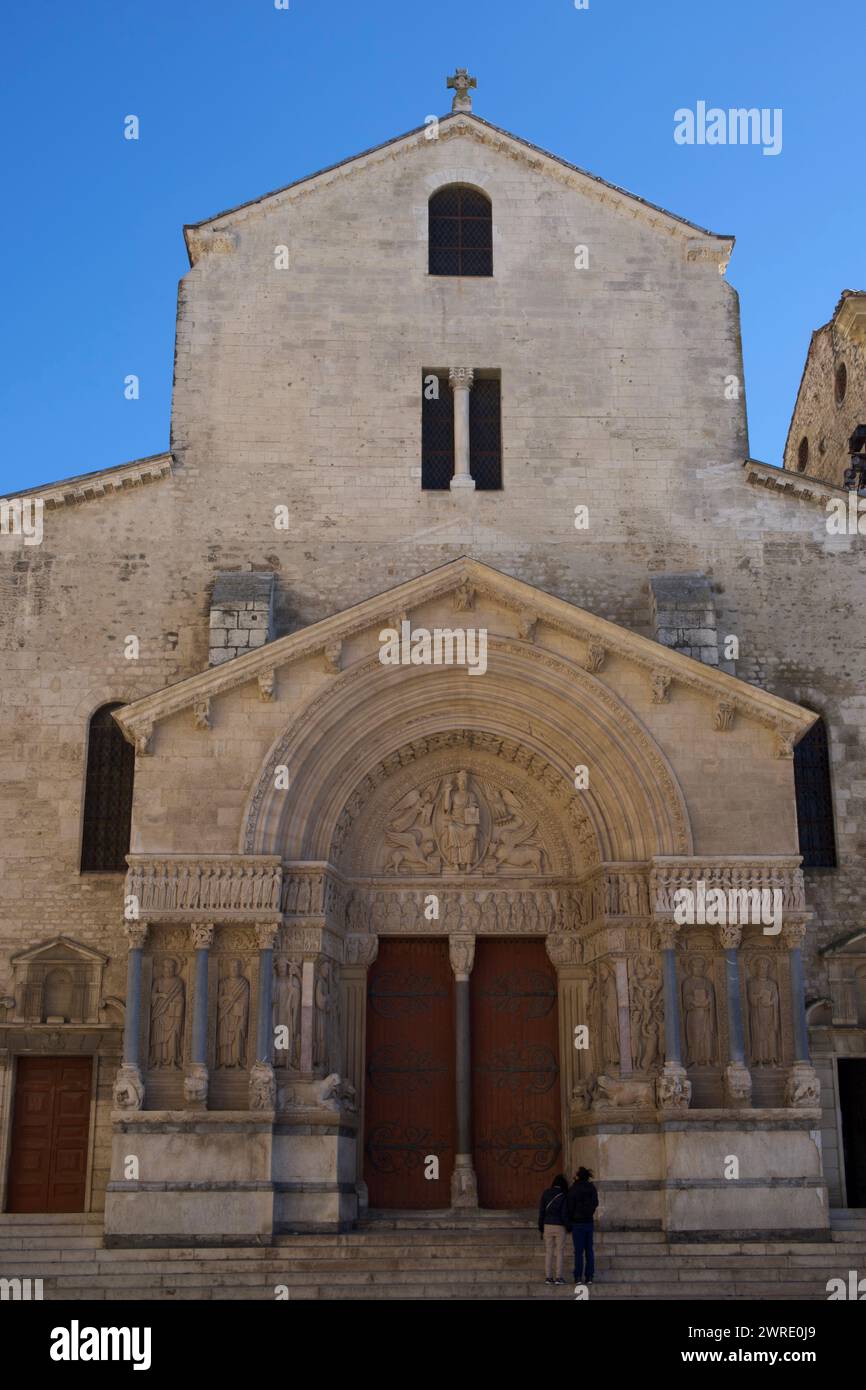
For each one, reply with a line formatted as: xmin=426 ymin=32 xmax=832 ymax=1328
xmin=241 ymin=640 xmax=693 ymax=865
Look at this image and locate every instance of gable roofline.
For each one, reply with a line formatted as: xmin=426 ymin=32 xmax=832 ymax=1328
xmin=113 ymin=557 xmax=813 ymax=752
xmin=183 ymin=112 xmax=734 ymax=263
xmin=3 ymin=452 xmax=173 ymax=509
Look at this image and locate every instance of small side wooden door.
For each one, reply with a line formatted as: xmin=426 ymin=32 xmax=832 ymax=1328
xmin=472 ymin=939 xmax=562 ymax=1208
xmin=6 ymin=1057 xmax=92 ymax=1213
xmin=364 ymin=939 xmax=455 ymax=1209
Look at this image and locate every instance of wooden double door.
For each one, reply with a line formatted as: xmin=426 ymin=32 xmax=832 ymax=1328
xmin=364 ymin=938 xmax=561 ymax=1209
xmin=6 ymin=1057 xmax=92 ymax=1213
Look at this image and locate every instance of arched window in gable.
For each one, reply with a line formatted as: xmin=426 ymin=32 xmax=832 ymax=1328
xmin=80 ymin=703 xmax=134 ymax=871
xmin=794 ymin=715 xmax=837 ymax=868
xmin=428 ymin=185 xmax=492 ymax=277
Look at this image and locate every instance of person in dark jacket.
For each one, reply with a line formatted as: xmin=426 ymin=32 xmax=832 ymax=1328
xmin=567 ymin=1167 xmax=599 ymax=1284
xmin=537 ymin=1173 xmax=570 ymax=1284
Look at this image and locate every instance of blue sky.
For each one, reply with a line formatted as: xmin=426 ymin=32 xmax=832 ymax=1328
xmin=2 ymin=0 xmax=863 ymax=493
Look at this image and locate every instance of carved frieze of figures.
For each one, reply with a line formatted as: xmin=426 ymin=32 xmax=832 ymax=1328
xmin=216 ymin=959 xmax=250 ymax=1069
xmin=272 ymin=959 xmax=302 ymax=1070
xmin=605 ymin=872 xmax=650 ymax=918
xmin=126 ymin=857 xmax=281 ymax=917
xmin=379 ymin=771 xmax=547 ymax=875
xmin=746 ymin=956 xmax=781 ymax=1066
xmin=629 ymin=955 xmax=664 ymax=1072
xmin=682 ymin=955 xmax=716 ymax=1067
xmin=651 ymin=860 xmax=806 ymax=915
xmin=314 ymin=960 xmax=341 ymax=1073
xmin=148 ymin=958 xmax=185 ymax=1069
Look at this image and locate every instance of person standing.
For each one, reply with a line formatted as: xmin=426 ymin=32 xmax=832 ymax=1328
xmin=537 ymin=1173 xmax=570 ymax=1285
xmin=568 ymin=1167 xmax=599 ymax=1284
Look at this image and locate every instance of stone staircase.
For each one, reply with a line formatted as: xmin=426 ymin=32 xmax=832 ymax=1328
xmin=1 ymin=1211 xmax=864 ymax=1300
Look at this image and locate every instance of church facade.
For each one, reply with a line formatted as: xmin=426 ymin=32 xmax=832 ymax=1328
xmin=1 ymin=79 xmax=864 ymax=1245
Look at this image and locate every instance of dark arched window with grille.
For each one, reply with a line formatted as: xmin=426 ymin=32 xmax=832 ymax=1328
xmin=80 ymin=704 xmax=134 ymax=871
xmin=794 ymin=716 xmax=837 ymax=868
xmin=428 ymin=185 xmax=492 ymax=276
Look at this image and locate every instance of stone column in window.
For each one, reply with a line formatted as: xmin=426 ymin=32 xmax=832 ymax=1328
xmin=113 ymin=921 xmax=148 ymax=1110
xmin=449 ymin=367 xmax=475 ymax=492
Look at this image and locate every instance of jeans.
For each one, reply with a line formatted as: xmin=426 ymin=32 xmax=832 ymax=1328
xmin=572 ymin=1222 xmax=595 ymax=1281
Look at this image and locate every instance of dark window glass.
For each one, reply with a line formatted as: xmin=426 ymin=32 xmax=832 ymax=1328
xmin=80 ymin=703 xmax=134 ymax=871
xmin=470 ymin=378 xmax=502 ymax=489
xmin=428 ymin=185 xmax=492 ymax=277
xmin=794 ymin=717 xmax=837 ymax=868
xmin=421 ymin=375 xmax=454 ymax=489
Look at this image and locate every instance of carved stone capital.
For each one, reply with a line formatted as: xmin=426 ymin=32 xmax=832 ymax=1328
xmin=783 ymin=921 xmax=807 ymax=950
xmin=255 ymin=923 xmax=279 ymax=951
xmin=545 ymin=933 xmax=582 ymax=966
xmin=123 ymin=922 xmax=149 ymax=951
xmin=722 ymin=1060 xmax=753 ymax=1108
xmin=449 ymin=934 xmax=476 ymax=980
xmin=719 ymin=924 xmax=742 ymax=950
xmin=448 ymin=366 xmax=474 ymax=392
xmin=714 ymin=699 xmax=736 ymax=732
xmin=113 ymin=1063 xmax=145 ymax=1111
xmin=190 ymin=922 xmax=215 ymax=950
xmin=344 ymin=933 xmax=379 ymax=968
xmin=655 ymin=922 xmax=681 ymax=951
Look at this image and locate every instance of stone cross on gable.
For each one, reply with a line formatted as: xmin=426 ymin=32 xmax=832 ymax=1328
xmin=447 ymin=68 xmax=477 ymax=113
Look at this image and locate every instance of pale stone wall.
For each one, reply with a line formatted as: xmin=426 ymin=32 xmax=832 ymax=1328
xmin=0 ymin=121 xmax=864 ymax=1208
xmin=782 ymin=297 xmax=866 ymax=485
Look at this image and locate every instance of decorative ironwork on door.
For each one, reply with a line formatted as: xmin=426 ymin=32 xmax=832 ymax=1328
xmin=472 ymin=940 xmax=561 ymax=1207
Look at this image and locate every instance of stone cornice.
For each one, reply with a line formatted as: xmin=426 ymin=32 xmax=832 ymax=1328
xmin=112 ymin=558 xmax=816 ymax=755
xmin=184 ymin=114 xmax=733 ymax=263
xmin=4 ymin=453 xmax=173 ymax=509
xmin=743 ymin=457 xmax=847 ymax=509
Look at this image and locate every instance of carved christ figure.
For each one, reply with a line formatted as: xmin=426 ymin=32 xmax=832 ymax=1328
xmin=747 ymin=957 xmax=781 ymax=1065
xmin=216 ymin=959 xmax=250 ymax=1069
xmin=149 ymin=958 xmax=185 ymax=1069
xmin=682 ymin=956 xmax=715 ymax=1067
xmin=440 ymin=770 xmax=480 ymax=870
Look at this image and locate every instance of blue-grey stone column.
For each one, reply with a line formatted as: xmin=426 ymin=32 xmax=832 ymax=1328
xmin=449 ymin=935 xmax=478 ymax=1207
xmin=721 ymin=925 xmax=752 ymax=1107
xmin=250 ymin=923 xmax=279 ymax=1111
xmin=656 ymin=923 xmax=691 ymax=1110
xmin=113 ymin=922 xmax=148 ymax=1110
xmin=783 ymin=922 xmax=821 ymax=1108
xmin=184 ymin=922 xmax=214 ymax=1108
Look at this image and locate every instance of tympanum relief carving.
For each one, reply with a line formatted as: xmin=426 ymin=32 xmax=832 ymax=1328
xmin=381 ymin=770 xmax=547 ymax=875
